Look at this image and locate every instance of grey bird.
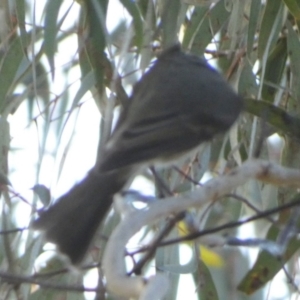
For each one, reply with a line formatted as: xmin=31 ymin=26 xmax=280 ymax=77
xmin=32 ymin=44 xmax=243 ymax=265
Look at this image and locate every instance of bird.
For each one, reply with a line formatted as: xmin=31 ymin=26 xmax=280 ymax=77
xmin=32 ymin=44 xmax=243 ymax=265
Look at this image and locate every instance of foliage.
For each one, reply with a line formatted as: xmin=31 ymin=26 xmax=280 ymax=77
xmin=0 ymin=0 xmax=300 ymax=299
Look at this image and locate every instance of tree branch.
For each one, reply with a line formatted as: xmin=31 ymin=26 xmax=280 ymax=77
xmin=103 ymin=159 xmax=300 ymax=299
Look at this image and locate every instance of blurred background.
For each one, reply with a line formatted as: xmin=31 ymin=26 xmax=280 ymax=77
xmin=1 ymin=0 xmax=300 ymax=299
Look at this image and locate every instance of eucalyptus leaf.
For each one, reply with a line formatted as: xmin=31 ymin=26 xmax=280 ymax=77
xmin=44 ymin=0 xmax=63 ymax=78
xmin=244 ymin=98 xmax=300 ymax=139
xmin=287 ymin=20 xmax=300 ymax=108
xmin=257 ymin=0 xmax=283 ymax=60
xmin=0 ymin=36 xmax=24 ymax=113
xmin=238 ymin=196 xmax=300 ymax=295
xmin=119 ymin=0 xmax=144 ymax=49
xmin=247 ymin=0 xmax=261 ymax=56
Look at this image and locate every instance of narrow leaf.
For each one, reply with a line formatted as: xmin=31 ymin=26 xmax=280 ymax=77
xmin=0 ymin=36 xmax=24 ymax=113
xmin=160 ymin=0 xmax=182 ymax=48
xmin=283 ymin=0 xmax=300 ymax=20
xmin=196 ymin=259 xmax=219 ymax=300
xmin=287 ymin=20 xmax=300 ymax=107
xmin=119 ymin=0 xmax=144 ymax=49
xmin=44 ymin=0 xmax=63 ymax=78
xmin=261 ymin=37 xmax=287 ymax=102
xmin=257 ymin=0 xmax=283 ymax=59
xmin=15 ymin=0 xmax=28 ymax=49
xmin=247 ymin=0 xmax=261 ymax=55
xmin=244 ymin=98 xmax=300 ymax=139
xmin=185 ymin=0 xmax=230 ymax=55
xmin=238 ymin=195 xmax=300 ymax=295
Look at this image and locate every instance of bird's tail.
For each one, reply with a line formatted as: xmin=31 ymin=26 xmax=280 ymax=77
xmin=31 ymin=167 xmax=131 ymax=265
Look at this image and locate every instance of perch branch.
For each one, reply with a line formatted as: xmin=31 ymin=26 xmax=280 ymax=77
xmin=103 ymin=159 xmax=300 ymax=299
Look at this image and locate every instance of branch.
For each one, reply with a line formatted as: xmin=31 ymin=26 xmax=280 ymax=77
xmin=102 ymin=159 xmax=300 ymax=299
xmin=0 ymin=271 xmax=96 ymax=292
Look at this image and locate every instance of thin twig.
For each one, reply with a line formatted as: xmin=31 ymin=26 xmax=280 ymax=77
xmin=160 ymin=195 xmax=300 ymax=247
xmin=129 ymin=212 xmax=185 ymax=275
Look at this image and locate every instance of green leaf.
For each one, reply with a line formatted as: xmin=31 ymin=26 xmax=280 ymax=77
xmin=247 ymin=0 xmax=261 ymax=56
xmin=44 ymin=0 xmax=63 ymax=78
xmin=238 ymin=60 xmax=259 ymax=98
xmin=156 ymin=228 xmax=180 ymax=300
xmin=0 ymin=36 xmax=24 ymax=113
xmin=119 ymin=0 xmax=144 ymax=49
xmin=283 ymin=0 xmax=300 ymax=20
xmin=84 ymin=0 xmax=108 ymax=97
xmin=182 ymin=6 xmax=208 ymax=50
xmin=261 ymin=37 xmax=287 ymax=102
xmin=183 ymin=0 xmax=231 ymax=55
xmin=287 ymin=20 xmax=300 ymax=107
xmin=257 ymin=0 xmax=283 ymax=60
xmin=71 ymin=71 xmax=96 ymax=110
xmin=160 ymin=246 xmax=197 ymax=274
xmin=226 ymin=1 xmax=245 ymax=51
xmin=238 ymin=195 xmax=300 ymax=294
xmin=244 ymin=98 xmax=300 ymax=138
xmin=160 ymin=0 xmax=182 ymax=49
xmin=182 ymin=7 xmax=209 ymax=49
xmin=23 ymin=61 xmax=50 ymax=120
xmin=15 ymin=0 xmax=28 ymax=49
xmin=78 ymin=8 xmax=93 ymax=78
xmin=32 ymin=184 xmax=51 ymax=207
xmin=195 ymin=259 xmax=219 ymax=300
xmin=0 ymin=118 xmax=10 ymax=179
